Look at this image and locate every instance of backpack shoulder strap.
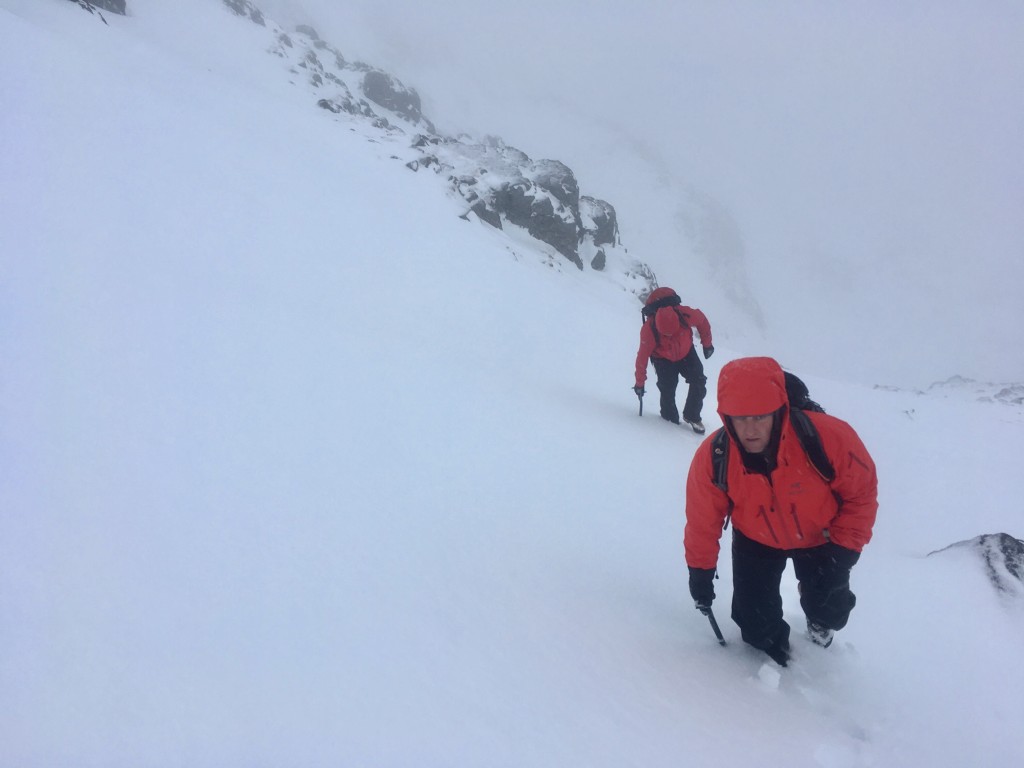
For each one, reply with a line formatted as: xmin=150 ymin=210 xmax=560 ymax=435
xmin=647 ymin=317 xmax=660 ymax=346
xmin=674 ymin=306 xmax=691 ymax=329
xmin=789 ymin=409 xmax=835 ymax=482
xmin=711 ymin=427 xmax=730 ymax=492
xmin=710 ymin=427 xmax=734 ymax=529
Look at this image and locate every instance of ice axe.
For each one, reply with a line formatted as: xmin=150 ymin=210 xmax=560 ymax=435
xmin=698 ymin=605 xmax=727 ymax=646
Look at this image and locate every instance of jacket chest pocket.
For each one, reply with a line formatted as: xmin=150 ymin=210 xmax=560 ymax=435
xmin=779 ymin=481 xmax=838 ymax=536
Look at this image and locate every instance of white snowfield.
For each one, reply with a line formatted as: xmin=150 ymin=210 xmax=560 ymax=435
xmin=2 ymin=2 xmax=1022 ymax=767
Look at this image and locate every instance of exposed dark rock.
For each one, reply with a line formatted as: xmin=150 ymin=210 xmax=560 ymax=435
xmin=490 ymin=179 xmax=580 ymax=268
xmin=455 ymin=176 xmax=502 ymax=228
xmin=361 ymin=70 xmax=434 ymax=132
xmin=221 ymin=0 xmax=264 ymax=26
xmin=297 ymin=50 xmax=327 ymax=87
xmin=70 ymin=0 xmax=124 ymax=18
xmin=411 ymin=134 xmax=444 ymax=149
xmin=295 ymin=25 xmax=334 ymax=53
xmin=492 ymin=182 xmax=532 ymax=225
xmin=992 ymin=384 xmax=1024 ymax=405
xmin=421 ymin=139 xmax=586 ymax=268
xmin=580 ymin=196 xmax=619 ymax=247
xmin=529 ymin=159 xmax=579 ymax=210
xmin=929 ymin=533 xmax=1024 ymax=595
xmin=317 ymin=96 xmax=376 ymax=120
xmin=300 ymin=50 xmax=323 ymax=72
xmin=91 ymin=0 xmax=125 ymax=13
xmin=471 ymin=202 xmax=502 ymax=229
xmin=925 ymin=376 xmax=1024 ymax=406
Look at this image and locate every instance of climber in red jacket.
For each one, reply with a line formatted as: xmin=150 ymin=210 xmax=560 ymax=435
xmin=684 ymin=356 xmax=878 ymax=666
xmin=633 ymin=287 xmax=714 ymax=434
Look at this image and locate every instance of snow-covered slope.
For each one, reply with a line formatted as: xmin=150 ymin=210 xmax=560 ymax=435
xmin=2 ymin=2 xmax=1023 ymax=766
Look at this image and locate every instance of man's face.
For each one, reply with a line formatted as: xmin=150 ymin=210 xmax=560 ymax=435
xmin=731 ymin=413 xmax=775 ymax=454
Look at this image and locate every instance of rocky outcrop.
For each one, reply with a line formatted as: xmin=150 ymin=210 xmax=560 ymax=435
xmin=361 ymin=71 xmax=435 ymax=134
xmin=71 ymin=0 xmax=126 ymax=17
xmin=295 ymin=25 xmax=335 ymax=54
xmin=222 ymin=0 xmax=264 ymax=25
xmin=218 ymin=0 xmax=658 ymax=298
xmin=579 ymin=196 xmax=621 ymax=271
xmin=930 ymin=533 xmax=1024 ymax=596
xmin=481 ymin=160 xmax=582 ymax=268
xmin=580 ymin=196 xmax=619 ymax=247
xmin=926 ymin=376 xmax=1024 ymax=406
xmin=412 ymin=136 xmax=638 ymax=275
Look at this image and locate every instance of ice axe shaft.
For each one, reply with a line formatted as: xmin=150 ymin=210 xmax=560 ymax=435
xmin=700 ymin=606 xmax=727 ymax=646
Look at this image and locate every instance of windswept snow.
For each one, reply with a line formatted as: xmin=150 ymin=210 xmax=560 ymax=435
xmin=2 ymin=2 xmax=1023 ymax=766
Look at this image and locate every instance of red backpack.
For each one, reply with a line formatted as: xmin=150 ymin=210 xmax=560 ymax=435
xmin=641 ymin=288 xmax=690 ymax=345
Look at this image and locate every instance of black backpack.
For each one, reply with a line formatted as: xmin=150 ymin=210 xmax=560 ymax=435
xmin=711 ymin=371 xmax=834 ymax=495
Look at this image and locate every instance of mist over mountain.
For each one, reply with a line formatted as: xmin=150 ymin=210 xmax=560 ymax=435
xmin=260 ymin=0 xmax=1024 ymax=389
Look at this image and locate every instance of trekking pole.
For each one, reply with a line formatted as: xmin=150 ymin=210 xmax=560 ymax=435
xmin=635 ymin=388 xmax=643 ymax=417
xmin=699 ymin=605 xmax=727 ymax=646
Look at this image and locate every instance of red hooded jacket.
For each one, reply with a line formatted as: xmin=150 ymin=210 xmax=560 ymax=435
xmin=634 ymin=304 xmax=712 ymax=388
xmin=684 ymin=357 xmax=878 ymax=570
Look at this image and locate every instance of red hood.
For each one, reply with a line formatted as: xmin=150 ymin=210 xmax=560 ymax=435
xmin=717 ymin=357 xmax=789 ymax=418
xmin=655 ymin=306 xmax=682 ymax=335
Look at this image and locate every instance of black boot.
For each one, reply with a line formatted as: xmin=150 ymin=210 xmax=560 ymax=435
xmin=765 ymin=636 xmax=791 ymax=667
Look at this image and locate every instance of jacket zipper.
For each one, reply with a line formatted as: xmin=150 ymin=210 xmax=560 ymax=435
xmin=761 ymin=484 xmax=801 ymax=548
xmin=788 ymin=503 xmax=805 ymax=540
xmin=757 ymin=504 xmax=780 ymax=544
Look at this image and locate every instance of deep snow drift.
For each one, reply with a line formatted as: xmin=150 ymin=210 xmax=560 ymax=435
xmin=2 ymin=2 xmax=1023 ymax=767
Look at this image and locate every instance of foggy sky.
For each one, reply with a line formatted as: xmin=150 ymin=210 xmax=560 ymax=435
xmin=258 ymin=1 xmax=1024 ymax=385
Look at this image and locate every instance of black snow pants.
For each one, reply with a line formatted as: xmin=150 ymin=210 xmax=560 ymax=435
xmin=651 ymin=347 xmax=707 ymax=424
xmin=730 ymin=528 xmax=860 ymax=654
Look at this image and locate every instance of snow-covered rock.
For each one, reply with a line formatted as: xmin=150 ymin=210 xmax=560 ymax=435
xmin=216 ymin=0 xmax=658 ymax=298
xmin=930 ymin=533 xmax=1024 ymax=596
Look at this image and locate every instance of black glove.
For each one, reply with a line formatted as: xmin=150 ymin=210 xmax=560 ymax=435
xmin=703 ymin=345 xmax=714 ymax=359
xmin=688 ymin=567 xmax=716 ymax=611
xmin=824 ymin=541 xmax=860 ymax=570
xmin=633 ymin=385 xmax=645 ymax=397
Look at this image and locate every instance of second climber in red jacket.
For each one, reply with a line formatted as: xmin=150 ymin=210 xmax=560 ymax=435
xmin=634 ymin=287 xmax=714 ymax=434
xmin=684 ymin=356 xmax=878 ymax=666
